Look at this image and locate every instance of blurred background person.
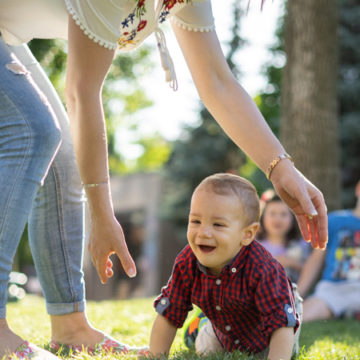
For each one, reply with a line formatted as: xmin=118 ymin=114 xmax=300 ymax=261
xmin=298 ymin=180 xmax=360 ymax=322
xmin=257 ymin=192 xmax=310 ymax=282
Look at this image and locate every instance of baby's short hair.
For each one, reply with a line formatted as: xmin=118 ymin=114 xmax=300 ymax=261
xmin=196 ymin=173 xmax=260 ymax=226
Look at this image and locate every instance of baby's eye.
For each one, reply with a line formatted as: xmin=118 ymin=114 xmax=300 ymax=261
xmin=190 ymin=219 xmax=201 ymax=224
xmin=214 ymin=223 xmax=224 ymax=227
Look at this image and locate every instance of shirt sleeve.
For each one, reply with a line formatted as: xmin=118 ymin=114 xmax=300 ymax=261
xmin=65 ymin=0 xmax=123 ymax=50
xmin=171 ymin=0 xmax=215 ymax=32
xmin=254 ymin=261 xmax=300 ymax=341
xmin=154 ymin=255 xmax=193 ymax=328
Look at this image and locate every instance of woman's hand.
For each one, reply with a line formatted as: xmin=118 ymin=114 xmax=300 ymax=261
xmin=270 ymin=160 xmax=328 ymax=250
xmin=88 ymin=215 xmax=136 ymax=284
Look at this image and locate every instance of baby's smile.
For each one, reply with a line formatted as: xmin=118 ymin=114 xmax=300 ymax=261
xmin=198 ymin=244 xmax=216 ymax=253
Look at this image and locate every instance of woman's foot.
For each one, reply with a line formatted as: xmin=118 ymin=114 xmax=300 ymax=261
xmin=50 ymin=312 xmax=103 ymax=348
xmin=0 ymin=319 xmax=59 ymax=359
xmin=49 ymin=335 xmax=137 ymax=355
xmin=10 ymin=342 xmax=60 ymax=359
xmin=50 ymin=312 xmax=147 ymax=355
xmin=0 ymin=319 xmax=25 ymax=358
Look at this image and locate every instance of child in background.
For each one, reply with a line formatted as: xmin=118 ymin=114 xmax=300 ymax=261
xmin=149 ymin=173 xmax=300 ymax=359
xmin=257 ymin=192 xmax=310 ymax=282
xmin=298 ymin=180 xmax=360 ymax=322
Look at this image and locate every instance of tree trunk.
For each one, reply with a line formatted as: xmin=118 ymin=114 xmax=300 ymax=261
xmin=281 ymin=0 xmax=341 ymax=211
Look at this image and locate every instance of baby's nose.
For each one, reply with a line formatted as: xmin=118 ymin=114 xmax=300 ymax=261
xmin=198 ymin=225 xmax=212 ymax=238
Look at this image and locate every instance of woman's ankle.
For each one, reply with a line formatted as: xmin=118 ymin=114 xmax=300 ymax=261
xmin=50 ymin=312 xmax=103 ymax=346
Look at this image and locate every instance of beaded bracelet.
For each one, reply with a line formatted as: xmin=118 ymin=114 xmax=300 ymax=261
xmin=82 ymin=180 xmax=109 ymax=189
xmin=265 ymin=154 xmax=294 ymax=180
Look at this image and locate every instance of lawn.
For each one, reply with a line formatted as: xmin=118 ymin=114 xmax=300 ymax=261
xmin=6 ymin=295 xmax=360 ymax=359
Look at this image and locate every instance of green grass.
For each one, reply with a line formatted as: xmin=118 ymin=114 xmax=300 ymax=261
xmin=6 ymin=296 xmax=360 ymax=359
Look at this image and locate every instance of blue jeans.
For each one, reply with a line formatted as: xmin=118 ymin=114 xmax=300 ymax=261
xmin=0 ymin=38 xmax=85 ymax=318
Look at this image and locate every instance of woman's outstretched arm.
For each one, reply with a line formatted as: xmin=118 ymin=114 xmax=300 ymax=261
xmin=172 ymin=25 xmax=327 ymax=249
xmin=65 ymin=17 xmax=136 ymax=282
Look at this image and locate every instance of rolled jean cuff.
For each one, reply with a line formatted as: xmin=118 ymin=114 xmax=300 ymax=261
xmin=46 ymin=300 xmax=85 ymax=315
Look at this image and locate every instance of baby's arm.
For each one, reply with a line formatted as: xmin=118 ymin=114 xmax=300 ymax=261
xmin=268 ymin=327 xmax=294 ymax=360
xmin=149 ymin=314 xmax=177 ymax=358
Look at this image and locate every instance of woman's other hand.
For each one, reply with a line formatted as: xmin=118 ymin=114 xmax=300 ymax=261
xmin=270 ymin=159 xmax=328 ymax=250
xmin=88 ymin=215 xmax=136 ymax=284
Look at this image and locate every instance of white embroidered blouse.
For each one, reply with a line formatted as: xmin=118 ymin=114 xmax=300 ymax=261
xmin=0 ymin=0 xmax=215 ymax=89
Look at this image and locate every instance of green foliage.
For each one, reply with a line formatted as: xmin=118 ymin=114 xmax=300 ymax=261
xmin=111 ymin=134 xmax=172 ymax=174
xmin=133 ymin=135 xmax=172 ymax=172
xmin=7 ymin=296 xmax=360 ymax=359
xmin=29 ymin=39 xmax=67 ymax=96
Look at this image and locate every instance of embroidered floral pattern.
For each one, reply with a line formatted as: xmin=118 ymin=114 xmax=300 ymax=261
xmin=117 ymin=0 xmax=192 ymax=49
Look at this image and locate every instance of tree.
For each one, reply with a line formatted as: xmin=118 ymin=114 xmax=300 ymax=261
xmin=338 ymin=0 xmax=360 ymax=207
xmin=280 ymin=0 xmax=341 ymax=211
xmin=257 ymin=0 xmax=360 ymax=209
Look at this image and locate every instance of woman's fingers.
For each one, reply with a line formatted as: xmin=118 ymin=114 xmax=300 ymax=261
xmin=88 ymin=220 xmax=137 ymax=283
xmin=311 ymin=191 xmax=328 ymax=249
xmin=115 ymin=238 xmax=137 ymax=278
xmin=295 ymin=214 xmax=310 ymax=243
xmin=106 ymin=258 xmax=114 ymax=277
xmin=95 ymin=255 xmax=108 ymax=284
xmin=306 ymin=215 xmax=319 ymax=249
xmin=293 ymin=179 xmax=318 ymax=219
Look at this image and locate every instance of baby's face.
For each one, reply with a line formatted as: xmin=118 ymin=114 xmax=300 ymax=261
xmin=187 ymin=187 xmax=246 ymax=276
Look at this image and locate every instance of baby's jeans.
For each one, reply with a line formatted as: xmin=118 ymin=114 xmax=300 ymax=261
xmin=196 ymin=321 xmax=269 ymax=359
xmin=0 ymin=38 xmax=85 ymax=318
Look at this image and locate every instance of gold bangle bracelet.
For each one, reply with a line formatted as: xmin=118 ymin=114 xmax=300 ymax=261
xmin=82 ymin=181 xmax=109 ymax=189
xmin=265 ymin=154 xmax=294 ymax=180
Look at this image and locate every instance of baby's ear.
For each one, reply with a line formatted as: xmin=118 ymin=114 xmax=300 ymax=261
xmin=241 ymin=222 xmax=260 ymax=246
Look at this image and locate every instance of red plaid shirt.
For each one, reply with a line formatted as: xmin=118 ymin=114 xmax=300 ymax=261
xmin=154 ymin=241 xmax=299 ymax=354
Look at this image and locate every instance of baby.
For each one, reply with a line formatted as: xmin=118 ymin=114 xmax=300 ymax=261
xmin=149 ymin=173 xmax=300 ymax=359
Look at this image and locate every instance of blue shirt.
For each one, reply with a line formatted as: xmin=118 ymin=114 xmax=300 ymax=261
xmin=322 ymin=210 xmax=360 ymax=281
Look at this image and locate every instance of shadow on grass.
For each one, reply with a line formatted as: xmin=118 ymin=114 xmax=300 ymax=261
xmin=300 ymin=319 xmax=360 ymax=349
xmin=170 ymin=349 xmax=262 ymax=360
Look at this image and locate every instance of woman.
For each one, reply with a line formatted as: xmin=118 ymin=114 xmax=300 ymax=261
xmin=0 ymin=0 xmax=327 ymax=358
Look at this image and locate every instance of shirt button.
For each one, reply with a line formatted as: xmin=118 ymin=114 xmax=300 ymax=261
xmin=216 ymin=279 xmax=221 ymax=285
xmin=287 ymin=307 xmax=294 ymax=314
xmin=225 ymin=325 xmax=231 ymax=331
xmin=231 ymin=267 xmax=236 ymax=273
xmin=216 ymin=305 xmax=221 ymax=311
xmin=234 ymin=339 xmax=240 ymax=345
xmin=160 ymin=299 xmax=167 ymax=305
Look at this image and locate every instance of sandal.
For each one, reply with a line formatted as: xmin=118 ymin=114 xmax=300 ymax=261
xmin=49 ymin=335 xmax=148 ymax=356
xmin=9 ymin=341 xmax=59 ymax=359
